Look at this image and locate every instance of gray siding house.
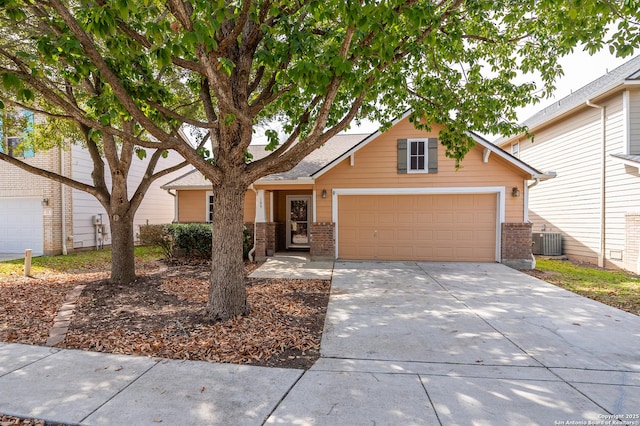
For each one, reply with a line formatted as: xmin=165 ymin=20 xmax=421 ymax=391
xmin=498 ymin=54 xmax=640 ymax=273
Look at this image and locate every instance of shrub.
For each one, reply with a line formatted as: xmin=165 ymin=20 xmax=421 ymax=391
xmin=138 ymin=224 xmax=173 ymax=258
xmin=139 ymin=223 xmax=253 ymax=260
xmin=170 ymin=223 xmax=212 ymax=258
xmin=243 ymin=226 xmax=253 ymax=259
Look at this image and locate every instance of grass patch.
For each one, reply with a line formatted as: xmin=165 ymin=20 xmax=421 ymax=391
xmin=0 ymin=246 xmax=164 ymax=278
xmin=534 ymin=258 xmax=640 ymax=315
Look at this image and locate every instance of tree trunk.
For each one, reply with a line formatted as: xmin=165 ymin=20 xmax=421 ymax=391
xmin=206 ymin=181 xmax=248 ymax=321
xmin=109 ymin=213 xmax=137 ymax=283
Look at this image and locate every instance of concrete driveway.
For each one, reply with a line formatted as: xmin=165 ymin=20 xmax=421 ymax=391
xmin=269 ymin=261 xmax=640 ymax=425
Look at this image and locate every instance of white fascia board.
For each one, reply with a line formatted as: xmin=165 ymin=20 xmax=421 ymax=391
xmin=468 ymin=134 xmax=545 ymax=178
xmin=612 ymin=156 xmax=640 ymax=170
xmin=312 ymin=110 xmax=413 ymax=179
xmin=253 ymin=178 xmax=315 ymax=185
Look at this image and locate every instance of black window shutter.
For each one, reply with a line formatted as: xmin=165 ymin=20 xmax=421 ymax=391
xmin=397 ymin=139 xmax=407 ymax=174
xmin=427 ymin=138 xmax=438 ymax=173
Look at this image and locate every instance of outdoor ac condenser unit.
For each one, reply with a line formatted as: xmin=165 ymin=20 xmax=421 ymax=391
xmin=532 ymin=232 xmax=562 ymax=256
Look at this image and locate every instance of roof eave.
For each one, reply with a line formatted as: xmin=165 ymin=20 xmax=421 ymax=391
xmin=498 ymin=81 xmax=629 ymax=147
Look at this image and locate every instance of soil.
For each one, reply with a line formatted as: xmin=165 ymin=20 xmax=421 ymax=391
xmin=1 ymin=258 xmax=330 ymax=370
xmin=1 ymin=258 xmax=330 ymax=425
xmin=61 ymin=259 xmax=330 ymax=369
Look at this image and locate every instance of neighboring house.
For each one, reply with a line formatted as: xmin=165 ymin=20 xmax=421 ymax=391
xmin=497 ymin=54 xmax=640 ymax=273
xmin=0 ymin=121 xmax=187 ymax=256
xmin=163 ymin=112 xmax=553 ymax=268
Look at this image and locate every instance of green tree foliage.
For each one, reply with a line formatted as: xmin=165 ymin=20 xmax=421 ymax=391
xmin=0 ymin=0 xmax=637 ymax=319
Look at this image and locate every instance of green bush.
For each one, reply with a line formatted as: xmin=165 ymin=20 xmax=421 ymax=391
xmin=138 ymin=224 xmax=173 ymax=258
xmin=170 ymin=223 xmax=212 ymax=258
xmin=139 ymin=223 xmax=254 ymax=260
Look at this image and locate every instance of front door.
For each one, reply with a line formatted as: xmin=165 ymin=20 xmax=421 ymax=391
xmin=286 ymin=196 xmax=312 ymax=249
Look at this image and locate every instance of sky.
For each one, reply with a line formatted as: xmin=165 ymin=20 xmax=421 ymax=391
xmin=251 ymin=48 xmax=635 ymax=144
xmin=342 ymin=48 xmax=634 ymax=139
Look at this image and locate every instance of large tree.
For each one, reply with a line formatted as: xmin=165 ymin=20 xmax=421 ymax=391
xmin=0 ymin=0 xmax=638 ymax=319
xmin=0 ymin=103 xmax=190 ymax=283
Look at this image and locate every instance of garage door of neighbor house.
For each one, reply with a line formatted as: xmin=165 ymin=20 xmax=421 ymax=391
xmin=338 ymin=193 xmax=497 ymax=261
xmin=0 ymin=197 xmax=44 ymax=255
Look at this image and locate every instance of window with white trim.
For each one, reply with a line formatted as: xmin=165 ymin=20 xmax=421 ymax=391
xmin=511 ymin=142 xmax=519 ymax=158
xmin=407 ymin=139 xmax=427 ymax=173
xmin=206 ymin=191 xmax=214 ymax=223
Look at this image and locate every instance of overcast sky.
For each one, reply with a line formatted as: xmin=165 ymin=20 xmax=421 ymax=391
xmin=342 ymin=48 xmax=634 ymax=138
xmin=250 ymin=48 xmax=635 ymax=144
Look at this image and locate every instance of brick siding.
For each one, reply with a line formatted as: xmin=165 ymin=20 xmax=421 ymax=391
xmin=0 ymin=145 xmax=73 ymax=255
xmin=310 ymin=222 xmax=335 ymax=260
xmin=625 ymin=213 xmax=640 ymax=274
xmin=501 ymin=222 xmax=533 ymax=270
xmin=254 ymin=222 xmax=277 ymax=261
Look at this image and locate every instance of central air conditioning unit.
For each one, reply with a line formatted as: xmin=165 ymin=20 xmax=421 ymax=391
xmin=532 ymin=232 xmax=562 ymax=256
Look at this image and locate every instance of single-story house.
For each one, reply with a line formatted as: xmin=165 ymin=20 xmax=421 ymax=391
xmin=497 ymin=54 xmax=640 ymax=273
xmin=163 ymin=112 xmax=554 ymax=269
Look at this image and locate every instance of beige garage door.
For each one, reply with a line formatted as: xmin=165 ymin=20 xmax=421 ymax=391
xmin=338 ymin=194 xmax=497 ymax=261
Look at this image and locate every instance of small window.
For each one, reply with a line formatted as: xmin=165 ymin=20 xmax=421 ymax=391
xmin=408 ymin=139 xmax=428 ymax=173
xmin=206 ymin=192 xmax=214 ymax=223
xmin=0 ymin=110 xmax=35 ymax=158
xmin=511 ymin=142 xmax=520 ymax=158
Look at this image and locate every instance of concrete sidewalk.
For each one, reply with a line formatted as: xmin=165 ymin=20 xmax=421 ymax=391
xmin=1 ymin=261 xmax=639 ymax=425
xmin=0 ymin=343 xmax=302 ymax=425
xmin=249 ymin=253 xmax=334 ymax=280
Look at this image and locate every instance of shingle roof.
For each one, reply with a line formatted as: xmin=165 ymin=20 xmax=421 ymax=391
xmin=252 ymin=133 xmax=366 ymax=181
xmin=496 ymin=54 xmax=640 ymax=145
xmin=161 ymin=133 xmax=368 ymax=189
xmin=611 ymin=153 xmax=640 ymax=166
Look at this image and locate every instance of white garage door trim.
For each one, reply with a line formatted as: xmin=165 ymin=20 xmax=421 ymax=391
xmin=332 ymin=187 xmax=506 ymax=261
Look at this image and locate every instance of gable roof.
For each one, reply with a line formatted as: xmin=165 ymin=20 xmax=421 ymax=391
xmin=162 ymin=113 xmax=551 ymax=190
xmin=497 ymin=54 xmax=640 ymax=145
xmin=312 ymin=110 xmax=551 ymax=180
xmin=161 ymin=133 xmax=367 ymax=189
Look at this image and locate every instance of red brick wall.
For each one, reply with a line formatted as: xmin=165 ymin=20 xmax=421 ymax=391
xmin=501 ymin=222 xmax=533 ymax=268
xmin=310 ymin=222 xmax=335 ymax=259
xmin=254 ymin=222 xmax=277 ymax=260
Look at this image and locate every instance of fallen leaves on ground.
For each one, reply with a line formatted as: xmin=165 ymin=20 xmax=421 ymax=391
xmin=1 ymin=258 xmax=330 ymax=370
xmin=0 ymin=272 xmax=106 ymax=344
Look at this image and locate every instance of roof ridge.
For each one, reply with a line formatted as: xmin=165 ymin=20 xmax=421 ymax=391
xmin=520 ymin=54 xmax=640 ymax=128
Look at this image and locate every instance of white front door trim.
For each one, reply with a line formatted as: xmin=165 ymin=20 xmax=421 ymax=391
xmin=286 ymin=195 xmax=313 ymax=249
xmin=332 ymin=186 xmax=506 ymax=261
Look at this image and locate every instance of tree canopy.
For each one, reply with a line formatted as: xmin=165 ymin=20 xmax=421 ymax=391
xmin=1 ymin=0 xmax=638 ymax=318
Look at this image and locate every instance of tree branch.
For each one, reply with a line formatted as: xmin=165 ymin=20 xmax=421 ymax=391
xmin=0 ymin=152 xmax=101 ymax=198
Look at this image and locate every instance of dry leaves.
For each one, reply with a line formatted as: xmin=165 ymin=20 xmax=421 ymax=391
xmin=65 ymin=274 xmax=329 ymax=367
xmin=0 ymin=272 xmax=106 ymax=344
xmin=1 ymin=259 xmax=329 ymax=370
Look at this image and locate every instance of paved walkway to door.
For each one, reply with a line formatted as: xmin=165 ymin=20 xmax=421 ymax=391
xmin=268 ymin=261 xmax=640 ymax=424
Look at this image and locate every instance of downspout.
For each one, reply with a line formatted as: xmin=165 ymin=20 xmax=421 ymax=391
xmin=165 ymin=188 xmax=177 ymax=222
xmin=248 ymin=184 xmax=258 ymax=262
xmin=586 ymin=100 xmax=606 ymax=268
xmin=60 ymin=147 xmax=67 ymax=255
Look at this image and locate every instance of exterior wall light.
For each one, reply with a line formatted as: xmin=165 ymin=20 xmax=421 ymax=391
xmin=321 ymin=189 xmax=327 ymax=199
xmin=511 ymin=187 xmax=521 ymax=197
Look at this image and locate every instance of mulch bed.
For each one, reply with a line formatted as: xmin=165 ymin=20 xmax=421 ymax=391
xmin=1 ymin=258 xmax=330 ymax=370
